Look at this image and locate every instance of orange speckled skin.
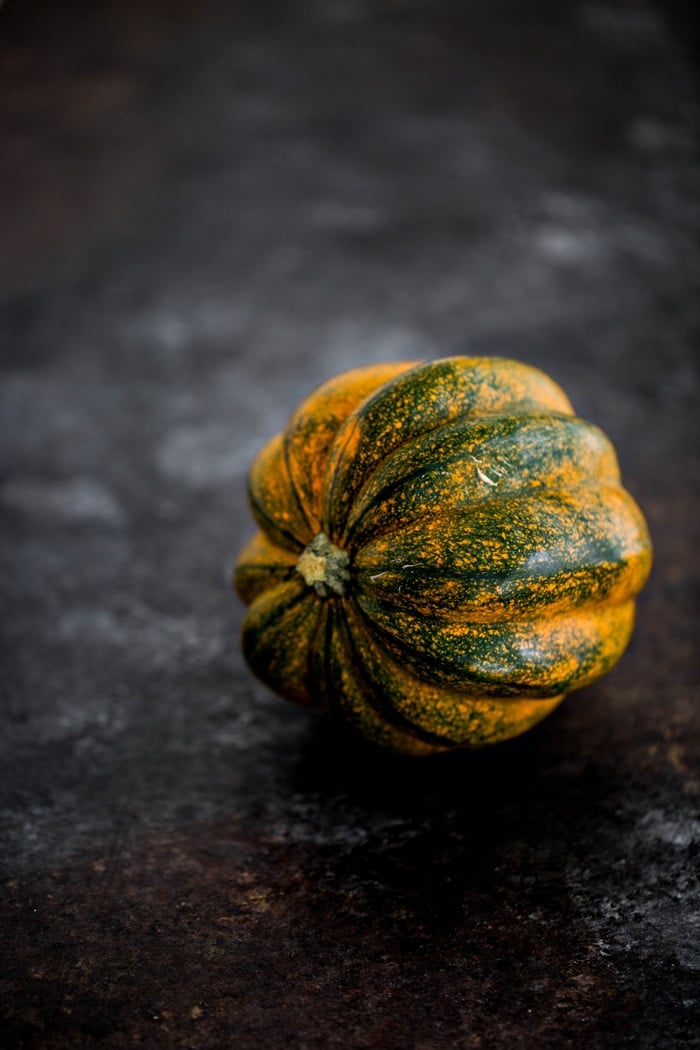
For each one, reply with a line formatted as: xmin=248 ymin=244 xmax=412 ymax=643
xmin=234 ymin=357 xmax=652 ymax=754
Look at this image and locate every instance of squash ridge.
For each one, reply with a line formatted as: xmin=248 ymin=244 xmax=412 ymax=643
xmin=343 ymin=412 xmax=621 ymax=547
xmin=333 ymin=601 xmax=457 ymax=748
xmin=353 ymin=591 xmax=636 ymax=699
xmin=235 ymin=356 xmax=652 ymax=752
xmin=322 ymin=356 xmax=575 ymax=538
xmin=282 ymin=429 xmax=315 ymax=538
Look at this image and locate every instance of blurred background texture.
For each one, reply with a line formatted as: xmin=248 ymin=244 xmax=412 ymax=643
xmin=1 ymin=2 xmax=698 ymax=1048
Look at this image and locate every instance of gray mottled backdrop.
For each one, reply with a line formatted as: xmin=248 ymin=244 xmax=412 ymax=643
xmin=1 ymin=1 xmax=698 ymax=1047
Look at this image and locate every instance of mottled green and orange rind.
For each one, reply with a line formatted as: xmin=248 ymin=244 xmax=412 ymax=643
xmin=354 ymin=487 xmax=649 ymax=618
xmin=333 ymin=603 xmax=564 ymax=749
xmin=281 ymin=361 xmax=417 ymax=537
xmin=234 ymin=356 xmax=652 ymax=754
xmin=241 ymin=576 xmax=325 ymax=708
xmin=344 ymin=410 xmax=620 ymax=546
xmin=246 ymin=362 xmax=418 ymax=554
xmin=323 ymin=356 xmax=574 ymax=542
xmin=235 ymin=531 xmax=298 ymax=605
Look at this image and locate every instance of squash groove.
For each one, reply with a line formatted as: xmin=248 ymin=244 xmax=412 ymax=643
xmin=235 ymin=356 xmax=652 ymax=754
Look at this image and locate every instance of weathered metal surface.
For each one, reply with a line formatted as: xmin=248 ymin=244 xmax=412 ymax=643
xmin=1 ymin=1 xmax=698 ymax=1046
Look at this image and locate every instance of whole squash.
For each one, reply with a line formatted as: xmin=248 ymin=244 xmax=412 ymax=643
xmin=234 ymin=357 xmax=652 ymax=755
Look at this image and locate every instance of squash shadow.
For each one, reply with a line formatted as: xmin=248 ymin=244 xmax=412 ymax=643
xmin=290 ymin=705 xmax=571 ymax=822
xmin=284 ymin=705 xmax=602 ymax=934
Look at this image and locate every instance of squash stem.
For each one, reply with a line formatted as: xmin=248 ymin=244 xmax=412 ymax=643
xmin=296 ymin=533 xmax=350 ymax=597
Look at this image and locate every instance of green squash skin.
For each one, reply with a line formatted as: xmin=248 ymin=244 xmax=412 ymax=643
xmin=332 ymin=601 xmax=566 ymax=749
xmin=354 ymin=487 xmax=650 ymax=618
xmin=235 ymin=356 xmax=653 ymax=755
xmin=343 ymin=410 xmax=619 ymax=546
xmin=322 ymin=357 xmax=575 ymax=542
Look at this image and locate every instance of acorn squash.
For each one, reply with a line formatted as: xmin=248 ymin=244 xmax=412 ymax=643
xmin=234 ymin=357 xmax=652 ymax=755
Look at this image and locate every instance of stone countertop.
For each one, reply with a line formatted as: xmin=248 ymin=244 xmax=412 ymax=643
xmin=1 ymin=2 xmax=698 ymax=1047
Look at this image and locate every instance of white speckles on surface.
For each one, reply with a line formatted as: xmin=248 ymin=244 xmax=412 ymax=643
xmin=55 ymin=601 xmax=226 ymax=669
xmin=155 ymin=424 xmax=258 ymax=487
xmin=533 ymin=226 xmax=608 ymax=264
xmin=528 ymin=194 xmax=611 ymax=264
xmin=566 ymin=794 xmax=700 ymax=973
xmin=1 ymin=477 xmax=125 ymax=524
xmin=122 ymin=300 xmax=251 ymax=353
xmin=638 ymin=808 xmax=700 ymax=849
xmin=322 ymin=318 xmax=432 ymax=373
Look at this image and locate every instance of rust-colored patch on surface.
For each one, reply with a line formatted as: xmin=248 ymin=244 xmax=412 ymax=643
xmin=0 ymin=814 xmax=650 ymax=1049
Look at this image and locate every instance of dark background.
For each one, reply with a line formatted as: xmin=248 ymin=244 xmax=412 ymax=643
xmin=1 ymin=1 xmax=698 ymax=1047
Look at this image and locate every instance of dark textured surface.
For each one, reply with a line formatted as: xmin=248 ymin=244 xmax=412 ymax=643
xmin=1 ymin=1 xmax=699 ymax=1047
